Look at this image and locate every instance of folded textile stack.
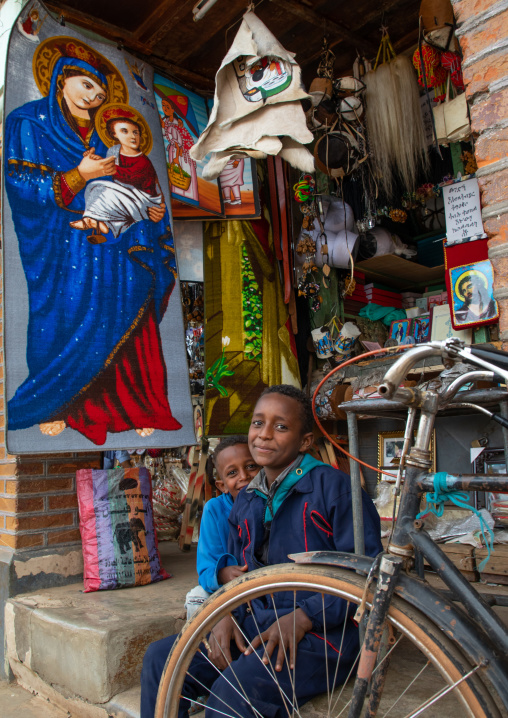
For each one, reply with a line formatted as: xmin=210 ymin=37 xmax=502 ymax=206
xmin=190 ymin=11 xmax=314 ymax=179
xmin=364 ymin=283 xmax=403 ymax=308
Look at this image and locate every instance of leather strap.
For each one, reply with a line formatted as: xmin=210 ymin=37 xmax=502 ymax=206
xmin=275 ymin=156 xmax=292 ymax=304
xmin=267 ymin=157 xmax=283 ymax=261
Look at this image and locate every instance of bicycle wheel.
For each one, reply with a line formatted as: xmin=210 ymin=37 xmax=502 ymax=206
xmin=155 ymin=563 xmax=503 ymax=718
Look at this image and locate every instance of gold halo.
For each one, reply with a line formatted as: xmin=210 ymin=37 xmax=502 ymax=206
xmin=95 ymin=103 xmax=153 ymax=156
xmin=454 ymin=269 xmax=488 ymax=302
xmin=33 ymin=36 xmax=128 ymax=103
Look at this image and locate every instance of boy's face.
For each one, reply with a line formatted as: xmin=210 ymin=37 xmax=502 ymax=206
xmin=248 ymin=393 xmax=314 ymax=482
xmin=215 ymin=443 xmax=259 ymax=499
xmin=112 ymin=121 xmax=141 ymax=152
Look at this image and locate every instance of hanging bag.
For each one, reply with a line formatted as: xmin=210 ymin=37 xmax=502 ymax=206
xmin=433 ymin=72 xmax=470 ymax=145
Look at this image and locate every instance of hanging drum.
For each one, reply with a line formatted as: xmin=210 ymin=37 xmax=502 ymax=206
xmin=313 ymin=130 xmax=360 ymax=178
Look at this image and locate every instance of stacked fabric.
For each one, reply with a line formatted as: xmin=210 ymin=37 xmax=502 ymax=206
xmin=190 ymin=12 xmax=314 ymax=179
xmin=364 ymin=283 xmax=403 ymax=308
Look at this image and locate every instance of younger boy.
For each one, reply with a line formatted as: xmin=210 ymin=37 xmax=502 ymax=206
xmin=140 ymin=385 xmax=382 ymax=718
xmin=184 ymin=435 xmax=260 ymax=618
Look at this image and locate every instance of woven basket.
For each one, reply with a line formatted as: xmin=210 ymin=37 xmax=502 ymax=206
xmin=168 ymin=161 xmax=191 ymax=190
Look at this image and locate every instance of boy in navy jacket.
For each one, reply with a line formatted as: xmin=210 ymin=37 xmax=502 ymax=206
xmin=140 ymin=385 xmax=382 ymax=717
xmin=184 ymin=436 xmax=259 ymax=618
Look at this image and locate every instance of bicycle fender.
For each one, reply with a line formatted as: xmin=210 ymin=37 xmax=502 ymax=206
xmin=290 ymin=550 xmax=508 ymax=707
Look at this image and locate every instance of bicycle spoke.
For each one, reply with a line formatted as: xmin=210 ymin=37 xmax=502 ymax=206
xmin=293 ymin=590 xmax=297 ymax=716
xmin=182 ymin=665 xmax=244 ymax=718
xmin=402 ymin=663 xmax=484 ymax=718
xmin=229 ymin=608 xmax=300 ymax=718
xmin=328 ymin=600 xmax=350 ymax=715
xmin=321 ymin=592 xmax=331 ymax=716
xmin=206 ymin=633 xmax=265 ymax=718
xmin=382 ymin=660 xmax=430 ymax=717
xmin=270 ymin=593 xmax=303 ymax=718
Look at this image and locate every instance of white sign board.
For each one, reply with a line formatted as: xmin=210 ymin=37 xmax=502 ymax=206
xmin=443 ymin=178 xmax=485 ymax=245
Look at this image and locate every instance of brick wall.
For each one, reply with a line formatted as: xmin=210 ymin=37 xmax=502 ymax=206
xmin=0 ymin=453 xmax=101 ymax=551
xmin=453 ymin=0 xmax=508 ymax=342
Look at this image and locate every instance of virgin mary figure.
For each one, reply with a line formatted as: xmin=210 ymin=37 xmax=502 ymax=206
xmin=4 ymin=38 xmax=182 ymax=445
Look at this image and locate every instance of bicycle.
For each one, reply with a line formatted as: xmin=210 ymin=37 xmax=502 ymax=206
xmin=155 ymin=338 xmax=508 ymax=718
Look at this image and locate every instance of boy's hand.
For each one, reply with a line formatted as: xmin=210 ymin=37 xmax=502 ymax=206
xmin=244 ymin=608 xmax=312 ymax=671
xmin=218 ymin=564 xmax=247 ymax=585
xmin=207 ymin=615 xmax=246 ymax=670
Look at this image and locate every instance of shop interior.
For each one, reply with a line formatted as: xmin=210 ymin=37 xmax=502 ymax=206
xmin=2 ymin=0 xmax=508 ymax=714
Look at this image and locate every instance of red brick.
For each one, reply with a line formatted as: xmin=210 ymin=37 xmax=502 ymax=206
xmin=470 ymin=88 xmax=508 ymax=134
xmin=13 ymin=478 xmax=73 ymax=494
xmin=486 ymin=215 xmax=508 ymax=245
xmin=48 ymin=494 xmax=78 ymax=510
xmin=47 ymin=528 xmax=82 ymax=545
xmin=0 ymin=497 xmax=16 ymax=513
xmin=475 ymin=128 xmax=508 ymax=166
xmin=453 ymin=0 xmax=498 ymax=23
xmin=47 ymin=459 xmax=100 ymax=475
xmin=0 ymin=532 xmax=45 ymax=549
xmin=0 ymin=496 xmax=44 ymax=513
xmin=6 ymin=511 xmax=74 ymax=531
xmin=460 ymin=13 xmax=508 ymax=61
xmin=464 ymin=52 xmax=508 ymax=98
xmin=15 ymin=462 xmax=44 ymax=477
xmin=478 ymin=168 xmax=508 ymax=207
xmin=0 ymin=463 xmax=17 ymax=478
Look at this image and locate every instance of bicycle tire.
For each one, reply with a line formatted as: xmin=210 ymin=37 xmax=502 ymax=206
xmin=155 ymin=563 xmax=504 ymax=718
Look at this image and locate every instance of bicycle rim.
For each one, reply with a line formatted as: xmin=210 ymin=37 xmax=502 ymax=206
xmin=155 ymin=563 xmax=502 ymax=718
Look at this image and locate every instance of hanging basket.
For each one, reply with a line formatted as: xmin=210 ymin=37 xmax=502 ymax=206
xmin=168 ymin=161 xmax=191 ymax=190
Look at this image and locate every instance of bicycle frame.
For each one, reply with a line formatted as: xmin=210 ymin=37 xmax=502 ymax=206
xmin=303 ymin=340 xmax=508 ymax=715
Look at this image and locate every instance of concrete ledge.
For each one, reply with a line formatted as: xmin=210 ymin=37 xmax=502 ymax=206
xmin=5 ymin=543 xmax=196 ymax=706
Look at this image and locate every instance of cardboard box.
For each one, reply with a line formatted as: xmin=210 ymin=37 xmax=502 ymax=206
xmin=424 ymin=543 xmax=477 ymax=582
xmin=476 ymin=545 xmax=508 ymax=585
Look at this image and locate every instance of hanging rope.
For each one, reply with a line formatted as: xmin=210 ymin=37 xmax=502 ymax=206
xmin=416 ymin=472 xmax=495 ymax=571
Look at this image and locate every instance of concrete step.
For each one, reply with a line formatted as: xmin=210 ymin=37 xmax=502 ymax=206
xmin=5 ymin=542 xmax=197 ymax=716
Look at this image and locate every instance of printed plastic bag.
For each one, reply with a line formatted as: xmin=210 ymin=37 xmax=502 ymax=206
xmin=76 ymin=467 xmax=170 ymax=592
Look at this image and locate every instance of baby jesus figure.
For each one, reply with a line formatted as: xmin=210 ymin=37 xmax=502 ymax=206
xmin=70 ymin=107 xmax=165 ymax=243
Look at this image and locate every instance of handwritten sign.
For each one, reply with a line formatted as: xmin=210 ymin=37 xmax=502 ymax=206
xmin=443 ymin=178 xmax=485 ymax=245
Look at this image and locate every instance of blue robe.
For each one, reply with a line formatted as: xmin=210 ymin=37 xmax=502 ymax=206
xmin=4 ymin=57 xmax=176 ymax=431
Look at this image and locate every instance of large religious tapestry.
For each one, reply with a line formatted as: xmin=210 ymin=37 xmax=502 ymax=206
xmin=204 ymin=213 xmax=300 ymax=436
xmin=2 ymin=2 xmax=195 ymax=452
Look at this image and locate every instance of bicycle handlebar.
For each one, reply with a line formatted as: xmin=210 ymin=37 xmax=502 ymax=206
xmin=378 ymin=339 xmax=508 ymax=401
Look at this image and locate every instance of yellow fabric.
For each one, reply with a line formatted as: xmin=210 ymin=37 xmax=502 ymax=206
xmin=218 ymin=217 xmax=299 ymax=388
xmin=204 ymin=213 xmax=300 ymax=435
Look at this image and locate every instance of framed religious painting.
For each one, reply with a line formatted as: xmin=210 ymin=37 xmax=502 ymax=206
xmin=411 ymin=313 xmax=430 ymax=344
xmin=1 ymin=4 xmax=195 ymax=452
xmin=378 ymin=430 xmax=436 ymax=480
xmin=449 ymin=259 xmax=499 ymax=329
xmin=388 ymin=318 xmax=412 ymax=345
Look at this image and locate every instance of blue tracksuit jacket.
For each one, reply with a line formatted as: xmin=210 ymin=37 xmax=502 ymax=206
xmin=226 ymin=456 xmax=383 ymax=655
xmin=197 ymin=491 xmax=234 ymax=594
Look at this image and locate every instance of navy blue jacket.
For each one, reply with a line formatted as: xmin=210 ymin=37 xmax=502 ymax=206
xmin=226 ymin=460 xmax=383 ymax=653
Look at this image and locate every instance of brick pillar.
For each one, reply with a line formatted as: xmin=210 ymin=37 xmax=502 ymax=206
xmin=453 ymin=0 xmax=508 ymax=343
